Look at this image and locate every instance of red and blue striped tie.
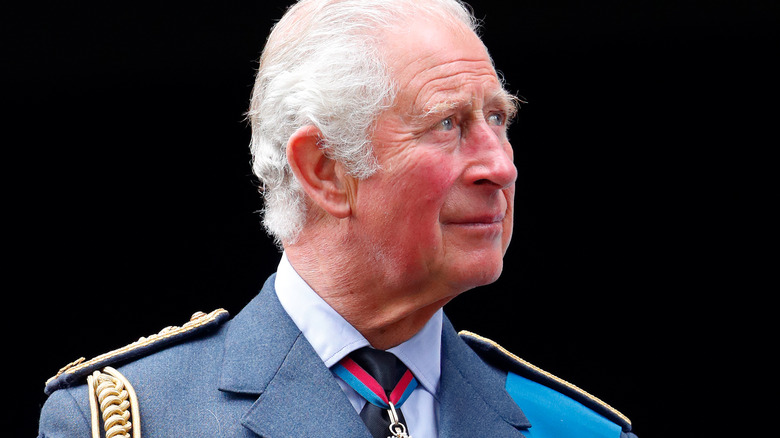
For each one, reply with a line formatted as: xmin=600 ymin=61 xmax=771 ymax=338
xmin=333 ymin=348 xmax=417 ymax=438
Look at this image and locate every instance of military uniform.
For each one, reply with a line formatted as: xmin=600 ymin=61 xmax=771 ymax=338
xmin=39 ymin=275 xmax=637 ymax=437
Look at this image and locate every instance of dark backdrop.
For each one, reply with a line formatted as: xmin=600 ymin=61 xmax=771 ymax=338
xmin=7 ymin=0 xmax=776 ymax=436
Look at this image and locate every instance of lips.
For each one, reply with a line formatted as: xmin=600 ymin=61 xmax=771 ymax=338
xmin=442 ymin=212 xmax=505 ymax=226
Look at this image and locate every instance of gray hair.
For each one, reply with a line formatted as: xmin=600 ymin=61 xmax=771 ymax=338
xmin=247 ymin=0 xmax=479 ymax=245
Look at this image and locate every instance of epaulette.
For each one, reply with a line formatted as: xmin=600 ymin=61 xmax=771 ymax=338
xmin=45 ymin=308 xmax=230 ymax=396
xmin=459 ymin=330 xmax=633 ymax=433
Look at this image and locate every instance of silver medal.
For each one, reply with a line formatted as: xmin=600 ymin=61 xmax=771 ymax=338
xmin=386 ymin=402 xmax=412 ymax=438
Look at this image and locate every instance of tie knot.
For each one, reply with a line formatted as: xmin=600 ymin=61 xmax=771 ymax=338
xmin=349 ymin=348 xmax=407 ymax=393
xmin=333 ymin=348 xmax=418 ymax=437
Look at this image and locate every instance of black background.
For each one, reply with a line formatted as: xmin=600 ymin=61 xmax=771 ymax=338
xmin=7 ymin=0 xmax=777 ymax=436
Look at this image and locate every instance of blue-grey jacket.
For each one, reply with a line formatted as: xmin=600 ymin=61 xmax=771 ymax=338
xmin=39 ymin=275 xmax=637 ymax=437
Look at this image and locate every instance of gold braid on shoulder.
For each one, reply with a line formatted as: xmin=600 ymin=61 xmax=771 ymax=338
xmin=87 ymin=366 xmax=141 ymax=438
xmin=44 ymin=309 xmax=230 ymax=436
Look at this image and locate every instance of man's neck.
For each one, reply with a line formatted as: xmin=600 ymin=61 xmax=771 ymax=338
xmin=356 ymin=298 xmax=452 ymax=349
xmin=283 ymin=244 xmax=454 ymax=349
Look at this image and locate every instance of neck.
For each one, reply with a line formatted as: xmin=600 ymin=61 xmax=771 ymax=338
xmin=356 ymin=298 xmax=451 ymax=349
xmin=283 ymin=240 xmax=454 ymax=350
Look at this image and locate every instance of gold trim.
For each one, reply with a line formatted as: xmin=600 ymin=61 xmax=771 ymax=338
xmin=104 ymin=367 xmax=142 ymax=438
xmin=459 ymin=330 xmax=631 ymax=426
xmin=87 ymin=367 xmax=141 ymax=438
xmin=48 ymin=309 xmax=228 ymax=386
xmin=87 ymin=373 xmax=101 ymax=438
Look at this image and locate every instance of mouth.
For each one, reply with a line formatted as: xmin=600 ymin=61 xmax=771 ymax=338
xmin=441 ymin=213 xmax=506 ymax=238
xmin=442 ymin=212 xmax=505 ymax=226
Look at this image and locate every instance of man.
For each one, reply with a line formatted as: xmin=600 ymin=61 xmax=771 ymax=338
xmin=39 ymin=0 xmax=637 ymax=437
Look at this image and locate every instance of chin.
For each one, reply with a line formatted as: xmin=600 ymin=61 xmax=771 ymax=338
xmin=450 ymin=255 xmax=505 ymax=292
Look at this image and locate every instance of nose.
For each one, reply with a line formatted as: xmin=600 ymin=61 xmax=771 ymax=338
xmin=462 ymin=121 xmax=517 ymax=189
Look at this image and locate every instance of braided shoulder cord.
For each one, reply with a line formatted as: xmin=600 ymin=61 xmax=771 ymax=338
xmin=87 ymin=366 xmax=141 ymax=438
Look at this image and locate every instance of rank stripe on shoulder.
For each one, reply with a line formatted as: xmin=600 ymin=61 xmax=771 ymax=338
xmin=458 ymin=330 xmax=632 ymax=427
xmin=45 ymin=309 xmax=230 ymax=394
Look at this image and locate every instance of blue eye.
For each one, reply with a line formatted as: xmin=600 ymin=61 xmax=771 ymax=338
xmin=487 ymin=112 xmax=505 ymax=126
xmin=438 ymin=117 xmax=455 ymax=131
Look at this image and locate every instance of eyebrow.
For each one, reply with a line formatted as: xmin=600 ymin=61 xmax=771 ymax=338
xmin=417 ymin=88 xmax=520 ymax=123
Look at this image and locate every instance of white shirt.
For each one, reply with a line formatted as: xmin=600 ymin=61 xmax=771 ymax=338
xmin=275 ymin=253 xmax=441 ymax=438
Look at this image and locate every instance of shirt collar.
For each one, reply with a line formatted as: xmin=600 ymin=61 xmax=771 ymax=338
xmin=274 ymin=252 xmax=442 ymax=396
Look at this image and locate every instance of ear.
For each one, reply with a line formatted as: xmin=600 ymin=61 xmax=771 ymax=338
xmin=286 ymin=125 xmax=353 ymax=219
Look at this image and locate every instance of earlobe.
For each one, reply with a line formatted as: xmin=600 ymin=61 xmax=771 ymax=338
xmin=286 ymin=125 xmax=353 ymax=219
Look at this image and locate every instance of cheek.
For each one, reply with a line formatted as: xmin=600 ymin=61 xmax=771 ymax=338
xmin=397 ymin=160 xmax=456 ymax=222
xmin=380 ymin=147 xmax=455 ymax=204
xmin=365 ymin=159 xmax=457 ymax=247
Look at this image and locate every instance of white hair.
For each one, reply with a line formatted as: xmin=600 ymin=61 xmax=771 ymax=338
xmin=247 ymin=0 xmax=480 ymax=245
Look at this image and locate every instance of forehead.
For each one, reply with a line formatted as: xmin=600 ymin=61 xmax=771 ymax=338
xmin=380 ymin=17 xmax=502 ymax=117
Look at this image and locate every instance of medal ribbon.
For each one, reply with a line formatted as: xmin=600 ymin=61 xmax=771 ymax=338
xmin=333 ymin=356 xmax=418 ymax=409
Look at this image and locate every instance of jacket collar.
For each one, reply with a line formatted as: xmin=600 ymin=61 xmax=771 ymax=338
xmin=218 ymin=275 xmax=370 ymax=437
xmin=217 ymin=274 xmax=531 ymax=437
xmin=438 ymin=315 xmax=532 ymax=436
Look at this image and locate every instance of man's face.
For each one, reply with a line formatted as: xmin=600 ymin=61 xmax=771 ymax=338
xmin=348 ymin=18 xmax=517 ymax=304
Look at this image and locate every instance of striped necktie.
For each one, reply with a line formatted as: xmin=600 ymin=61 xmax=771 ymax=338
xmin=333 ymin=347 xmax=417 ymax=438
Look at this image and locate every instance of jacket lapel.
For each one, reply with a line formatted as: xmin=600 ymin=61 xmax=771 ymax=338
xmin=438 ymin=316 xmax=532 ymax=437
xmin=218 ymin=275 xmax=370 ymax=438
xmin=217 ymin=275 xmax=530 ymax=437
